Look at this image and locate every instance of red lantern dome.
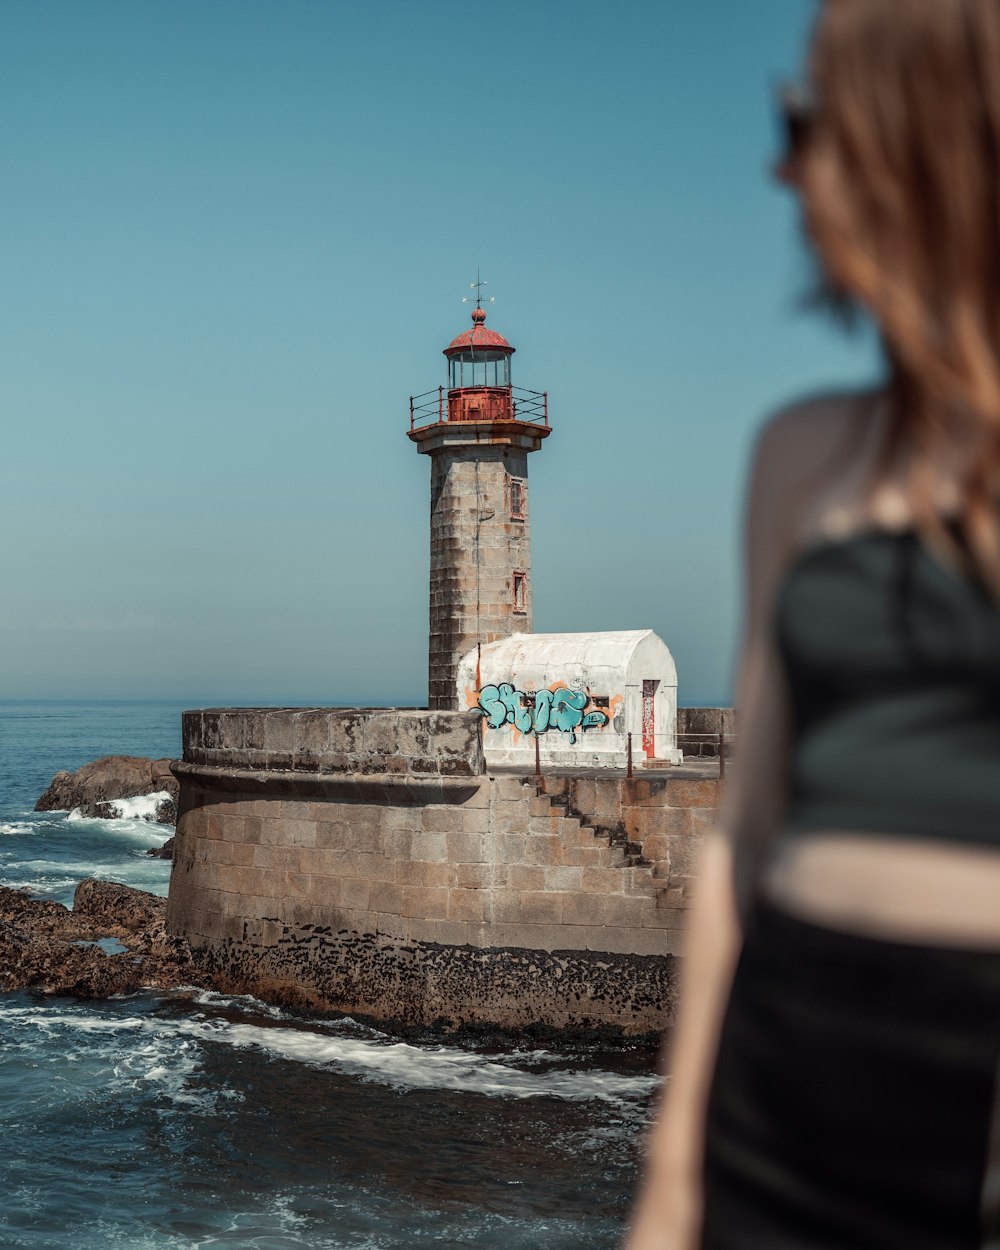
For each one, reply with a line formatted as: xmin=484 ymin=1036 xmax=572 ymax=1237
xmin=443 ymin=307 xmax=515 ymax=359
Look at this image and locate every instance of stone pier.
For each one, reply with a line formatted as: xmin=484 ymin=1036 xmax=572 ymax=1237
xmin=167 ymin=707 xmax=721 ymax=1037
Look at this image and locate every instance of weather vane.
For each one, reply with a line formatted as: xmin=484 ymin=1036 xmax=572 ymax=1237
xmin=462 ymin=269 xmax=495 ymax=312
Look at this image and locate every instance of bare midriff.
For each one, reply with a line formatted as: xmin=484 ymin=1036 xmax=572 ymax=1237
xmin=760 ymin=833 xmax=1000 ymax=947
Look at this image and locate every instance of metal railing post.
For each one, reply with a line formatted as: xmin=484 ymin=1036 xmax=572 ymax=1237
xmin=439 ymin=385 xmax=443 ymax=422
xmin=718 ymin=728 xmax=726 ymax=781
xmin=534 ymin=733 xmax=541 ymax=778
xmin=409 ymin=397 xmax=414 ymax=430
xmin=627 ymin=732 xmax=633 ymax=778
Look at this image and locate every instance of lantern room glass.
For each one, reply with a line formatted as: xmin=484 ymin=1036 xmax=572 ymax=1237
xmin=448 ymin=351 xmax=511 ymax=389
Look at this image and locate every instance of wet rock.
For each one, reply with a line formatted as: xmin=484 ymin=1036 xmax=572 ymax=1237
xmin=34 ymin=756 xmax=179 ymax=823
xmin=154 ymin=797 xmax=177 ymax=825
xmin=73 ymin=879 xmax=164 ymax=931
xmin=146 ymin=836 xmax=175 ymax=861
xmin=74 ymin=800 xmax=122 ymax=820
xmin=0 ymin=881 xmax=214 ymax=1000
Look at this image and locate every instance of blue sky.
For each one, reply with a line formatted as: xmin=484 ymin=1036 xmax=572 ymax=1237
xmin=0 ymin=0 xmax=879 ymax=706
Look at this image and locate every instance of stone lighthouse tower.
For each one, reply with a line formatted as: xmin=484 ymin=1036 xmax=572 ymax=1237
xmin=408 ymin=285 xmax=551 ymax=710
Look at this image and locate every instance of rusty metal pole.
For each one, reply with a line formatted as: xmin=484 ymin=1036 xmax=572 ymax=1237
xmin=438 ymin=385 xmax=443 ymax=422
xmin=718 ymin=727 xmax=726 ymax=781
xmin=410 ymin=397 xmax=414 ymax=431
xmin=534 ymin=733 xmax=541 ymax=778
xmin=627 ymin=732 xmax=633 ymax=779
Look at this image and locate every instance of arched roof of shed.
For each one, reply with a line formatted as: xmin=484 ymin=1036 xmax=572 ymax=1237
xmin=476 ymin=631 xmax=658 ymax=671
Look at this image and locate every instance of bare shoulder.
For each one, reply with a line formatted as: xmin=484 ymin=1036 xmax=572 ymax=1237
xmin=744 ymin=386 xmax=885 ymax=567
xmin=753 ymin=386 xmax=881 ymax=471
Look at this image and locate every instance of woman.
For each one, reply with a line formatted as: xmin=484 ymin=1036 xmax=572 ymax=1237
xmin=626 ymin=2 xmax=1000 ymax=1248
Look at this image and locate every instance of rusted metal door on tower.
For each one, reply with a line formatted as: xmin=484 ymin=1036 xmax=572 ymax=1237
xmin=642 ymin=680 xmax=656 ymax=758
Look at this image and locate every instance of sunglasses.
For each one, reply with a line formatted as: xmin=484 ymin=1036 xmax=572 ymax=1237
xmin=776 ymin=80 xmax=819 ymax=162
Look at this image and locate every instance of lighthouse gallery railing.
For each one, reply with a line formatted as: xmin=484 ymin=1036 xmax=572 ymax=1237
xmin=409 ymin=385 xmax=549 ymax=431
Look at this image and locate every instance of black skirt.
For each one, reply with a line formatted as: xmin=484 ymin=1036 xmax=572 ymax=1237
xmin=701 ymin=900 xmax=1000 ymax=1250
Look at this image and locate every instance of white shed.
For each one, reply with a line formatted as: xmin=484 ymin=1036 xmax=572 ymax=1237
xmin=456 ymin=630 xmax=683 ymax=770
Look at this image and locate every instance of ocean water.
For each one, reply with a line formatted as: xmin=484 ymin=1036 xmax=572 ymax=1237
xmin=0 ymin=701 xmax=660 ymax=1250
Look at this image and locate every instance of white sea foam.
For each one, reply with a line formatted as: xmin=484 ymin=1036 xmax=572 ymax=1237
xmin=3 ymin=856 xmax=168 ymax=880
xmin=208 ymin=1021 xmax=660 ymax=1101
xmin=173 ymin=986 xmax=293 ymax=1021
xmin=0 ymin=999 xmax=659 ymax=1106
xmin=0 ymin=821 xmax=34 ymax=836
xmin=1 ymin=874 xmax=83 ymax=893
xmin=68 ymin=790 xmax=173 ymax=826
xmin=0 ymin=857 xmax=170 ymax=900
xmin=0 ymin=1003 xmax=238 ymax=1117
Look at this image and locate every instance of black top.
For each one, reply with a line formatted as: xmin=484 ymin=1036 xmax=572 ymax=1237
xmin=775 ymin=522 xmax=1000 ymax=844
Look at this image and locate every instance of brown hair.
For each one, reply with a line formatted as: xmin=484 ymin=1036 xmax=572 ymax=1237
xmin=801 ymin=0 xmax=1000 ymax=591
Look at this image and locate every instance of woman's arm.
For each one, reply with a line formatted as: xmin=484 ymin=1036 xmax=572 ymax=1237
xmin=622 ymin=831 xmax=741 ymax=1250
xmin=622 ymin=397 xmax=824 ymax=1249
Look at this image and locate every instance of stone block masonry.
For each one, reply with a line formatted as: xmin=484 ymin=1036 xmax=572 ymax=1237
xmin=168 ymin=708 xmax=722 ymax=1038
xmin=427 ymin=447 xmax=534 ymax=710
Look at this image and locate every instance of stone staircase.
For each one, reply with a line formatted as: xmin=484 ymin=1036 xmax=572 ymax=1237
xmin=531 ymin=775 xmax=649 ymax=868
xmin=524 ymin=770 xmax=721 ymax=919
xmin=524 ymin=776 xmax=688 ymax=915
xmin=492 ymin=766 xmax=721 ymax=925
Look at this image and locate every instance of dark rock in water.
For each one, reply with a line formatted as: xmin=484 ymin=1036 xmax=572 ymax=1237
xmin=0 ymin=880 xmax=214 ymax=999
xmin=154 ymin=797 xmax=177 ymax=825
xmin=35 ymin=756 xmax=179 ymax=826
xmin=147 ymin=836 xmax=175 ymax=861
xmin=76 ymin=801 xmax=122 ymax=820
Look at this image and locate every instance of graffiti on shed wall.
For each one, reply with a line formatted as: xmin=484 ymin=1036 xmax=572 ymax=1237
xmin=470 ymin=683 xmax=623 ymax=745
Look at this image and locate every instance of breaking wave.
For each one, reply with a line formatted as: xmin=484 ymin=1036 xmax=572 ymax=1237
xmin=0 ymin=821 xmax=34 ymax=836
xmin=67 ymin=790 xmax=173 ymax=825
xmin=0 ymin=994 xmax=659 ymax=1107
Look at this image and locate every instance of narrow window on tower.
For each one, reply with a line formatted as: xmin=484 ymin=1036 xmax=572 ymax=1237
xmin=510 ymin=478 xmax=525 ymax=520
xmin=512 ymin=571 xmax=527 ymax=614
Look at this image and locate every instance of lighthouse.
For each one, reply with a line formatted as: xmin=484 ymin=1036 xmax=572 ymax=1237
xmin=408 ymin=284 xmax=551 ymax=711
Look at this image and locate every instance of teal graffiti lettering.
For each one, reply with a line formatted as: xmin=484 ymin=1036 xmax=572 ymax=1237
xmin=475 ymin=683 xmax=610 ymax=745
